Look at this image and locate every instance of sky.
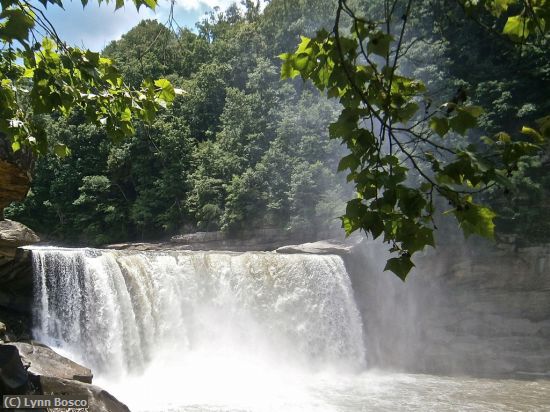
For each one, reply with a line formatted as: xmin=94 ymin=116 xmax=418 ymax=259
xmin=37 ymin=0 xmax=240 ymax=51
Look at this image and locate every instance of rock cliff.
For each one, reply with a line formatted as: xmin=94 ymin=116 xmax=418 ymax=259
xmin=0 ymin=343 xmax=130 ymax=412
xmin=0 ymin=159 xmax=31 ymax=216
xmin=347 ymin=239 xmax=550 ymax=377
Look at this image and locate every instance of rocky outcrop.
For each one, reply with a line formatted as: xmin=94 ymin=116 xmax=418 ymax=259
xmin=0 ymin=344 xmax=30 ymax=394
xmin=0 ymin=247 xmax=34 ymax=295
xmin=0 ymin=343 xmax=129 ymax=412
xmin=347 ymin=239 xmax=550 ymax=378
xmin=0 ymin=220 xmax=39 ymax=285
xmin=11 ymin=342 xmax=93 ymax=384
xmin=275 ymin=236 xmax=363 ymax=256
xmin=0 ymin=159 xmax=31 ymax=215
xmin=41 ymin=376 xmax=130 ymax=412
xmin=107 ymin=229 xmax=337 ymax=252
xmin=0 ymin=220 xmax=38 ymax=323
xmin=0 ymin=220 xmax=40 ymax=250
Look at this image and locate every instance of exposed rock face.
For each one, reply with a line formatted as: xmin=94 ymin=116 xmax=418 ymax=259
xmin=11 ymin=342 xmax=93 ymax=384
xmin=40 ymin=376 xmax=130 ymax=412
xmin=0 ymin=343 xmax=129 ymax=412
xmin=0 ymin=345 xmax=29 ymax=394
xmin=168 ymin=228 xmax=303 ymax=251
xmin=0 ymin=220 xmax=38 ymax=322
xmin=0 ymin=159 xmax=31 ymax=214
xmin=0 ymin=220 xmax=40 ymax=249
xmin=107 ymin=229 xmax=337 ymax=252
xmin=0 ymin=247 xmax=34 ymax=294
xmin=346 ymin=239 xmax=550 ymax=377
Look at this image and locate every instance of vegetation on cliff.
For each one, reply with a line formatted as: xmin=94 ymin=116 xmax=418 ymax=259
xmin=2 ymin=0 xmax=549 ymax=277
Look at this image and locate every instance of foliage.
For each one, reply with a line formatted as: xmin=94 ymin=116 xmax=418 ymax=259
xmin=6 ymin=4 xmax=348 ymax=244
xmin=281 ymin=0 xmax=549 ymax=279
xmin=0 ymin=0 xmax=178 ymax=158
xmin=4 ymin=0 xmax=549 ymax=272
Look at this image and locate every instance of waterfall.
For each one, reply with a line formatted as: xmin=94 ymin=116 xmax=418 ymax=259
xmin=26 ymin=247 xmax=550 ymax=412
xmin=30 ymin=247 xmax=366 ymax=379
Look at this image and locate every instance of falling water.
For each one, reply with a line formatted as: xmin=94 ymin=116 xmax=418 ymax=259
xmin=29 ymin=247 xmax=550 ymax=412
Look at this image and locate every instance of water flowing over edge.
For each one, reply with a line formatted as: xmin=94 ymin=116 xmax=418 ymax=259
xmin=24 ymin=246 xmax=550 ymax=412
xmin=29 ymin=247 xmax=366 ymax=378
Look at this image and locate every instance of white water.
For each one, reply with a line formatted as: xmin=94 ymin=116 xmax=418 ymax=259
xmin=29 ymin=247 xmax=550 ymax=411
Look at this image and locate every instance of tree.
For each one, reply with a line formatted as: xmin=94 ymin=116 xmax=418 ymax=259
xmin=0 ymin=0 xmax=180 ymax=159
xmin=281 ymin=0 xmax=550 ymax=279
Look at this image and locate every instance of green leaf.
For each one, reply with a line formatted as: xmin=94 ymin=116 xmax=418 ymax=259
xmin=429 ymin=117 xmax=450 ymax=137
xmin=121 ymin=107 xmax=132 ymax=122
xmin=338 ymin=154 xmax=360 ymax=172
xmin=521 ymin=126 xmax=544 ymax=143
xmin=454 ymin=203 xmax=496 ymax=239
xmin=449 ymin=108 xmax=478 ymax=135
xmin=462 ymin=105 xmax=484 ymax=117
xmin=341 ymin=215 xmax=356 ymax=234
xmin=280 ymin=56 xmax=300 ymax=79
xmin=397 ymin=187 xmax=426 ymax=218
xmin=363 ymin=211 xmax=384 ymax=239
xmin=154 ymin=78 xmax=175 ymax=102
xmin=401 ymin=225 xmax=434 ymax=254
xmin=53 ymin=143 xmax=70 ymax=157
xmin=503 ymin=15 xmax=530 ymax=39
xmin=396 ymin=102 xmax=419 ymax=122
xmin=491 ymin=0 xmax=517 ymax=17
xmin=384 ymin=256 xmax=414 ymax=281
xmin=0 ymin=8 xmax=35 ymax=42
xmin=367 ymin=32 xmax=392 ymax=57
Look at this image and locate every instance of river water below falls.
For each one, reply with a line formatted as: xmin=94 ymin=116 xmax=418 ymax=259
xmin=29 ymin=247 xmax=550 ymax=411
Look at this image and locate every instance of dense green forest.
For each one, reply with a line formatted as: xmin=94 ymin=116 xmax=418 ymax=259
xmin=5 ymin=0 xmax=549 ymax=246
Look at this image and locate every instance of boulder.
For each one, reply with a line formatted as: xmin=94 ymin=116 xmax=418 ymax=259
xmin=0 ymin=344 xmax=29 ymax=394
xmin=0 ymin=219 xmax=40 ymax=250
xmin=40 ymin=376 xmax=130 ymax=412
xmin=10 ymin=342 xmax=93 ymax=384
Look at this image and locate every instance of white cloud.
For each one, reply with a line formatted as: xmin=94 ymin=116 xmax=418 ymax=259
xmin=36 ymin=0 xmax=249 ymax=51
xmin=41 ymin=2 xmax=156 ymax=51
xmin=172 ymin=0 xmax=238 ymax=11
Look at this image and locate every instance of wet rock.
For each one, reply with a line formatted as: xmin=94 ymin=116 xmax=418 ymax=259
xmin=11 ymin=342 xmax=93 ymax=384
xmin=40 ymin=376 xmax=130 ymax=412
xmin=0 ymin=247 xmax=34 ymax=287
xmin=0 ymin=221 xmax=36 ymax=317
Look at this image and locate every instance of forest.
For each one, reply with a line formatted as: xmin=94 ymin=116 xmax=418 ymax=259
xmin=4 ymin=0 xmax=549 ymax=254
